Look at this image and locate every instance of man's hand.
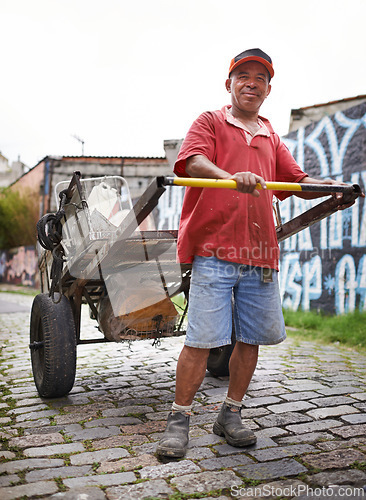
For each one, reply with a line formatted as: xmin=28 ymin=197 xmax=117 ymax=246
xmin=185 ymin=157 xmax=267 ymax=197
xmin=297 ymin=176 xmax=365 ymax=210
xmin=231 ymin=172 xmax=266 ymax=197
xmin=325 ymin=178 xmax=363 ymax=210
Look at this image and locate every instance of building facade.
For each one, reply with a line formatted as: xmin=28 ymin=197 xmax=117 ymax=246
xmin=11 ymin=155 xmax=172 ymax=215
xmin=0 ymin=152 xmax=27 ymax=188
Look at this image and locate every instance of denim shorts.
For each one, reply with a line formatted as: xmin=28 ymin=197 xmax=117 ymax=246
xmin=185 ymin=256 xmax=286 ymax=348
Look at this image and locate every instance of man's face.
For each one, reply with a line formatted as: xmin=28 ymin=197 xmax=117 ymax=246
xmin=225 ymin=61 xmax=271 ymax=115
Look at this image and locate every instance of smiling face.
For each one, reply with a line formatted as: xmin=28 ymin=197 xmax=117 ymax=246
xmin=225 ymin=60 xmax=271 ymax=118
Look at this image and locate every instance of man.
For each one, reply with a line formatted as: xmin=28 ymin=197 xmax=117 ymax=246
xmin=157 ymin=48 xmax=353 ymax=458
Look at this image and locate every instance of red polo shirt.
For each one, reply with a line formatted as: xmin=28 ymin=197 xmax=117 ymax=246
xmin=173 ymin=107 xmax=307 ymax=270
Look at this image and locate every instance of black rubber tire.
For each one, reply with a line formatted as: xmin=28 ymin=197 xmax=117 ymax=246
xmin=207 ymin=330 xmax=236 ymax=377
xmin=30 ymin=293 xmax=77 ymax=398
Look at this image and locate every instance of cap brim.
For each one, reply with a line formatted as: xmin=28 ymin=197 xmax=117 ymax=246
xmin=229 ymin=56 xmax=274 ymax=78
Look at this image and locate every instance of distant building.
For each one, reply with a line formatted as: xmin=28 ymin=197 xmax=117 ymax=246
xmin=0 ymin=152 xmax=8 ymax=174
xmin=11 ymin=155 xmax=172 ymax=214
xmin=289 ymin=94 xmax=366 ymax=132
xmin=1 ymin=154 xmax=172 ymax=288
xmin=0 ymin=152 xmax=27 ymax=188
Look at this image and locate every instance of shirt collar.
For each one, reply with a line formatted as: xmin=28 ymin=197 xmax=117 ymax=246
xmin=224 ymin=106 xmax=270 ymax=138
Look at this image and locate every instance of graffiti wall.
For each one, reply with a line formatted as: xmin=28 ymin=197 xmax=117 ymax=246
xmin=0 ymin=246 xmax=38 ymax=287
xmin=280 ymin=102 xmax=366 ymax=314
xmin=158 ymin=102 xmax=366 ymax=314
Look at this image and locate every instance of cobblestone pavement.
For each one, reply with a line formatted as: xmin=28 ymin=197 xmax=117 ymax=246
xmin=0 ymin=291 xmax=366 ymax=499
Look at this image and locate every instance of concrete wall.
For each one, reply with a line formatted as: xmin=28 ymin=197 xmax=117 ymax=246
xmin=289 ymin=95 xmax=366 ymax=132
xmin=47 ymin=156 xmax=172 ymax=211
xmin=9 ymin=162 xmax=45 ymax=218
xmin=163 ymin=139 xmax=183 ymax=171
xmin=280 ymin=101 xmax=366 ymax=314
xmin=0 ymin=153 xmax=9 ymax=174
xmin=12 ymin=162 xmax=44 ymax=192
xmin=0 ymin=154 xmax=28 ymax=188
xmin=10 ymin=155 xmax=172 ymax=214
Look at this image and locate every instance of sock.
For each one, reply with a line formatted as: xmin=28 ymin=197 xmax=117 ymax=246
xmin=171 ymin=402 xmax=192 ymax=415
xmin=225 ymin=396 xmax=242 ymax=409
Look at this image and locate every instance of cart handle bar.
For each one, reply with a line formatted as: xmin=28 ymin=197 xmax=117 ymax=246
xmin=162 ymin=176 xmax=362 ymax=195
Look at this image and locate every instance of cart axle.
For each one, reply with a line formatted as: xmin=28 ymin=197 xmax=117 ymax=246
xmin=29 ymin=341 xmax=44 ymax=351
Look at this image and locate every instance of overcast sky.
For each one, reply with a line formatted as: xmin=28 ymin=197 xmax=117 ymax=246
xmin=1 ymin=0 xmax=365 ymax=168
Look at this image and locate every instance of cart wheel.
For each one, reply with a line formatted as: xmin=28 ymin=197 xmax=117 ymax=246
xmin=207 ymin=330 xmax=236 ymax=377
xmin=30 ymin=293 xmax=76 ymax=398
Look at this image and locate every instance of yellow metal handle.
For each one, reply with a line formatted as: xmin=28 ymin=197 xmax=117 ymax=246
xmin=166 ymin=177 xmax=302 ymax=191
xmin=163 ymin=177 xmax=357 ymax=194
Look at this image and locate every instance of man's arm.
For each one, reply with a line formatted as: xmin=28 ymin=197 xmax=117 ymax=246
xmin=186 ymin=154 xmax=266 ymax=197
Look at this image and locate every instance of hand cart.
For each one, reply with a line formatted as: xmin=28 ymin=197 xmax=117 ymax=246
xmin=29 ymin=172 xmax=361 ymax=398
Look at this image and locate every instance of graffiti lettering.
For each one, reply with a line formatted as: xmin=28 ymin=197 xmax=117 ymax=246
xmin=302 ymin=256 xmax=322 ymax=311
xmin=279 ymin=105 xmax=366 ymax=313
xmin=280 ymin=253 xmax=322 ymax=312
xmin=280 ymin=253 xmax=302 ymax=311
xmin=283 ymin=110 xmax=366 ymax=176
xmin=335 ymin=254 xmax=366 ymax=314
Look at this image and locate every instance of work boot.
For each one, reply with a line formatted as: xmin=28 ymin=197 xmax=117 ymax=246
xmin=213 ymin=402 xmax=257 ymax=447
xmin=156 ymin=411 xmax=190 ymax=458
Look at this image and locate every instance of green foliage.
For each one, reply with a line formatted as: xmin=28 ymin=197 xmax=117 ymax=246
xmin=351 ymin=460 xmax=366 ymax=471
xmin=283 ymin=308 xmax=366 ymax=350
xmin=0 ymin=187 xmax=39 ymax=248
xmin=54 ymin=476 xmax=67 ymax=491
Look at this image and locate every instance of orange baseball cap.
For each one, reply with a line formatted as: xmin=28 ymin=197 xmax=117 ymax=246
xmin=228 ymin=48 xmax=274 ymax=79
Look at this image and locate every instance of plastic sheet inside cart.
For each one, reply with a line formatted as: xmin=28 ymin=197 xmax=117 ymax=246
xmin=54 ymin=175 xmax=185 ymax=341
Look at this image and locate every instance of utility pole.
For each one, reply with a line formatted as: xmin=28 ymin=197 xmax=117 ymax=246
xmin=71 ymin=134 xmax=85 ymax=156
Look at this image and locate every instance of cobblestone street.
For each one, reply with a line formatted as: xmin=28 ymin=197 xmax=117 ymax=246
xmin=0 ymin=290 xmax=366 ymax=499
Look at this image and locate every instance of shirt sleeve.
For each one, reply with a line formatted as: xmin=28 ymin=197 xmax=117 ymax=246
xmin=274 ymin=137 xmax=308 ymax=200
xmin=174 ymin=112 xmax=216 ymax=177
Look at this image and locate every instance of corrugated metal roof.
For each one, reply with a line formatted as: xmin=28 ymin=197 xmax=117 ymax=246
xmin=292 ymin=94 xmax=366 ymax=112
xmin=9 ymin=154 xmax=168 ymax=186
xmin=61 ymin=155 xmax=166 ymax=160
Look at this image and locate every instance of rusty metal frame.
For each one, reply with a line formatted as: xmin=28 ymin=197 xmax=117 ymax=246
xmin=276 ymin=187 xmax=361 ymax=242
